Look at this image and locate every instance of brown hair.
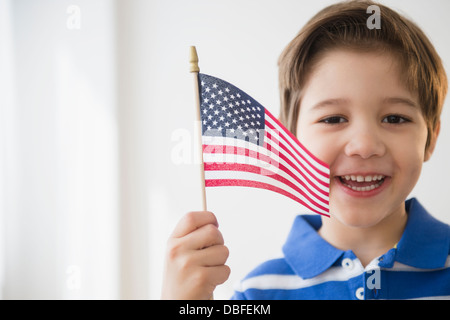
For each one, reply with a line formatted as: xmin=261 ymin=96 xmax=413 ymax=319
xmin=278 ymin=0 xmax=447 ymax=149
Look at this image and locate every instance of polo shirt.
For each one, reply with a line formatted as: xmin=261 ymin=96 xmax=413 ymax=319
xmin=231 ymin=198 xmax=450 ymax=300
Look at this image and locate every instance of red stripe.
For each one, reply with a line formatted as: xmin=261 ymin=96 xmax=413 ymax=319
xmin=202 ymin=144 xmax=273 ymax=166
xmin=264 ymin=109 xmax=330 ymax=171
xmin=203 ymin=144 xmax=329 ymax=202
xmin=264 ymin=129 xmax=329 ymax=190
xmin=265 ymin=120 xmax=329 ymax=181
xmin=205 ymin=178 xmax=329 ymax=217
xmin=204 ymin=162 xmax=329 ymax=209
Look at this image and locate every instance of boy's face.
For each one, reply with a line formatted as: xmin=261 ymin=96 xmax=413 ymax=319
xmin=297 ymin=49 xmax=436 ymax=228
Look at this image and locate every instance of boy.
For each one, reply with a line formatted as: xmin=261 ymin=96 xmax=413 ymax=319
xmin=162 ymin=0 xmax=450 ymax=299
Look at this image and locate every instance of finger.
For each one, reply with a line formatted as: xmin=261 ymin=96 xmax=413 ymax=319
xmin=192 ymin=244 xmax=229 ymax=267
xmin=183 ymin=223 xmax=224 ymax=250
xmin=171 ymin=211 xmax=218 ymax=238
xmin=202 ymin=265 xmax=231 ymax=286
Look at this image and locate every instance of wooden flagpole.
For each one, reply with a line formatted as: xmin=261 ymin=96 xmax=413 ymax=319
xmin=190 ymin=46 xmax=207 ymax=211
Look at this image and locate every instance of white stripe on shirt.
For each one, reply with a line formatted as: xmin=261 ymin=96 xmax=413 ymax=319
xmin=235 ymin=258 xmax=363 ymax=292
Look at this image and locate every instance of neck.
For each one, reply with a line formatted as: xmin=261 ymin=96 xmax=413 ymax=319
xmin=318 ymin=204 xmax=408 ymax=267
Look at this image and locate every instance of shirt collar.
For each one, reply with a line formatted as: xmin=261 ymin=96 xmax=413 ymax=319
xmin=282 ymin=214 xmax=344 ymax=279
xmin=385 ymin=197 xmax=450 ymax=269
xmin=282 ymin=198 xmax=450 ymax=279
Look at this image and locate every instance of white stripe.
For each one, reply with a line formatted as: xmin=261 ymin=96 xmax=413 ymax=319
xmin=262 ymin=124 xmax=330 ymax=183
xmin=388 ymin=255 xmax=450 ymax=272
xmin=203 ymin=153 xmax=279 ymax=176
xmin=203 ymin=152 xmax=328 ymax=206
xmin=265 ymin=115 xmax=329 ymax=175
xmin=236 ymin=262 xmax=363 ymax=292
xmin=265 ymin=127 xmax=329 ymax=186
xmin=408 ymin=295 xmax=450 ymax=300
xmin=202 ymin=136 xmax=329 ymax=202
xmin=264 ymin=133 xmax=330 ymax=195
xmin=205 ymin=170 xmax=329 ymax=215
xmin=202 ymin=136 xmax=280 ymax=170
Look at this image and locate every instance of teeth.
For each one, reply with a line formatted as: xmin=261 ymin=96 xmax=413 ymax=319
xmin=350 ymin=184 xmax=380 ymax=192
xmin=342 ymin=174 xmax=385 ymax=182
xmin=339 ymin=174 xmax=386 ymax=192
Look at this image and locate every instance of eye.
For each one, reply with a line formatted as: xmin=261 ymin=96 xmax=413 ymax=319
xmin=382 ymin=115 xmax=411 ymax=124
xmin=319 ymin=116 xmax=347 ymax=124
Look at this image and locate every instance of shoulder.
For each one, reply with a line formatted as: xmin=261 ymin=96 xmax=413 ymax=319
xmin=243 ymin=257 xmax=296 ymax=279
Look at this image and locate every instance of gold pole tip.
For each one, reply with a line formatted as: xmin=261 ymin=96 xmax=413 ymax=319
xmin=189 ymin=46 xmax=200 ymax=73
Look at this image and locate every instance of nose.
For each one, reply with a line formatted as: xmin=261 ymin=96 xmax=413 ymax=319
xmin=344 ymin=125 xmax=386 ymax=159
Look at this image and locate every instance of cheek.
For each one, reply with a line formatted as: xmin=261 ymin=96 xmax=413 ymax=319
xmin=296 ymin=119 xmax=338 ymax=166
xmin=392 ymin=135 xmax=426 ymax=182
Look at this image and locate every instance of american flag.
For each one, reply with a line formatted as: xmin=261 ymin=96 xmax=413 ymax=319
xmin=198 ymin=73 xmax=330 ymax=216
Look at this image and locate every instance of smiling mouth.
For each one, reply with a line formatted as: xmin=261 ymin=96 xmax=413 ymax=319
xmin=338 ymin=174 xmax=386 ymax=192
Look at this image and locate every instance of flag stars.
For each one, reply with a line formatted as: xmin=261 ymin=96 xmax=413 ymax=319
xmin=199 ymin=75 xmax=264 ymax=145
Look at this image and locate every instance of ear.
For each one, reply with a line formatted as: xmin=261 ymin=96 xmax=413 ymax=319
xmin=424 ymin=120 xmax=440 ymax=162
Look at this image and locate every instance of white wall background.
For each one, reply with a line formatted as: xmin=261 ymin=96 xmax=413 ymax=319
xmin=0 ymin=0 xmax=449 ymax=300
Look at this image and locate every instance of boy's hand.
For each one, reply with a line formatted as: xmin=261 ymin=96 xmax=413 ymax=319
xmin=161 ymin=211 xmax=231 ymax=300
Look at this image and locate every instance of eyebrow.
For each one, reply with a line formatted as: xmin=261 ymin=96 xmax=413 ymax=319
xmin=310 ymin=98 xmax=350 ymax=110
xmin=310 ymin=96 xmax=418 ymax=110
xmin=382 ymin=97 xmax=418 ymax=108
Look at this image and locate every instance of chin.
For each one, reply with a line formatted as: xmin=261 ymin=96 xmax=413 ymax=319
xmin=329 ymin=204 xmax=386 ymax=229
